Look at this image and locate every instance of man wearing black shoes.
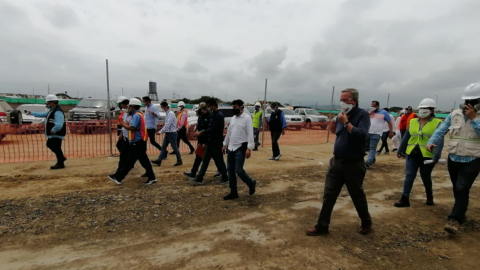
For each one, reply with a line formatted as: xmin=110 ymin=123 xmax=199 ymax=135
xmin=222 ymin=99 xmax=256 ymax=200
xmin=28 ymin=94 xmax=67 ymax=169
xmin=306 ymin=88 xmax=372 ymax=236
xmin=108 ymin=98 xmax=157 ymax=186
xmin=151 ymin=102 xmax=183 ymax=167
xmin=189 ymin=98 xmax=229 ymax=185
xmin=184 ymin=103 xmax=210 ymax=178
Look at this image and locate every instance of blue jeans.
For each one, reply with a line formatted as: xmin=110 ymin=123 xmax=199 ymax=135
xmin=366 ymin=134 xmax=381 ymax=164
xmin=447 ymin=158 xmax=480 ymax=223
xmin=157 ymin=132 xmax=182 ymax=161
xmin=402 ymin=155 xmax=434 ymax=196
xmin=227 ymin=147 xmax=254 ymax=193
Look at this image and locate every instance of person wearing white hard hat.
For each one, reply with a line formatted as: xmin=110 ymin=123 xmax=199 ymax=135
xmin=115 ymin=96 xmax=129 ymax=153
xmin=394 ymin=98 xmax=443 ymax=208
xmin=108 ymin=98 xmax=157 ymax=186
xmin=392 ymin=109 xmax=406 ymax=152
xmin=173 ymin=101 xmax=195 ymax=154
xmin=252 ymin=102 xmax=263 ymax=151
xmin=427 ymin=83 xmax=480 ymax=236
xmin=26 ymin=94 xmax=67 ymax=169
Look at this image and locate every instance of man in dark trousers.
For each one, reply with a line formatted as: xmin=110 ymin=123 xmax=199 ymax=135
xmin=222 ymin=99 xmax=256 ymax=200
xmin=28 ymin=94 xmax=67 ymax=169
xmin=268 ymin=102 xmax=287 ymax=160
xmin=116 ymin=96 xmax=129 ymax=153
xmin=184 ymin=102 xmax=210 ymax=178
xmin=174 ymin=101 xmax=195 ymax=154
xmin=142 ymin=96 xmax=163 ymax=153
xmin=113 ymin=100 xmax=134 ymax=178
xmin=307 ymin=88 xmax=372 ymax=236
xmin=108 ymin=98 xmax=157 ymax=186
xmin=189 ymin=98 xmax=229 ymax=185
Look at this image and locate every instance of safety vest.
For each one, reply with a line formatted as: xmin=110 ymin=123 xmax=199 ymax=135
xmin=406 ymin=118 xmax=442 ymax=158
xmin=177 ymin=110 xmax=188 ymax=127
xmin=253 ymin=110 xmax=263 ymax=128
xmin=447 ymin=109 xmax=480 ymax=157
xmin=128 ymin=112 xmax=148 ymax=141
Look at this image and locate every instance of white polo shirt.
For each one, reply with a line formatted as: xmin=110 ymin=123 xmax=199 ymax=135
xmin=223 ymin=112 xmax=255 ymax=151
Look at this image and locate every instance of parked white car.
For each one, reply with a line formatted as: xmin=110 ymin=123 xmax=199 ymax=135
xmin=294 ymin=108 xmax=329 ymax=128
xmin=16 ymin=104 xmax=47 ymax=124
xmin=279 ymin=108 xmax=304 ymax=130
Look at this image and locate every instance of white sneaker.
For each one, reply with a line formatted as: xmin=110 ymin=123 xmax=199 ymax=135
xmin=269 ymin=156 xmax=275 ymax=160
xmin=275 ymin=154 xmax=282 ymax=161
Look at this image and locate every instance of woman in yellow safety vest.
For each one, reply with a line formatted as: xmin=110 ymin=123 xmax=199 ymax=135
xmin=394 ymin=98 xmax=444 ymax=207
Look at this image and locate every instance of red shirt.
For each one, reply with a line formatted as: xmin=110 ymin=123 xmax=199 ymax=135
xmin=398 ymin=113 xmax=418 ymax=131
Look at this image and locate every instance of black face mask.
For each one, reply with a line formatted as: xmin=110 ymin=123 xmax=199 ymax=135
xmin=232 ymin=108 xmax=241 ymax=115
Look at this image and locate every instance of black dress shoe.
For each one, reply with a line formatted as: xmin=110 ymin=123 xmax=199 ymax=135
xmin=183 ymin=172 xmax=195 ymax=178
xmin=306 ymin=225 xmax=329 ymax=236
xmin=249 ymin=180 xmax=257 ymax=195
xmin=223 ymin=193 xmax=239 ymax=200
xmin=51 ymin=163 xmax=65 ymax=170
xmin=151 ymin=160 xmax=162 ymax=166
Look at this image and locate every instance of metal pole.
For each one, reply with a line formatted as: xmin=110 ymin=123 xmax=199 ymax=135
xmin=326 ymin=86 xmax=335 ymax=143
xmin=106 ymin=59 xmax=113 ymax=156
xmin=261 ymin=79 xmax=267 ymax=148
xmin=386 ymin=93 xmax=390 ymax=108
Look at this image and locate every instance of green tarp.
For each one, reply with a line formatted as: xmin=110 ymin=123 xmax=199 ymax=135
xmin=0 ymin=97 xmax=80 ymax=105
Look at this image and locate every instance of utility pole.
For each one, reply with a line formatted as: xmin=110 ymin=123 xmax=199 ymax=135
xmin=435 ymin=94 xmax=438 ymax=105
xmin=261 ymin=79 xmax=268 ymax=148
xmin=386 ymin=93 xmax=390 ymax=108
xmin=106 ymin=59 xmax=113 ymax=156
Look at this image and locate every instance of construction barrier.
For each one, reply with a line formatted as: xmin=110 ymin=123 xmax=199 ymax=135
xmin=0 ymin=121 xmax=334 ymax=163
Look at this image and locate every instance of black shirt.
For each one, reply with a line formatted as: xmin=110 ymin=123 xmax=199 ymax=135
xmin=201 ymin=110 xmax=225 ymax=144
xmin=333 ymin=106 xmax=370 ymax=159
xmin=196 ymin=112 xmax=211 ymax=144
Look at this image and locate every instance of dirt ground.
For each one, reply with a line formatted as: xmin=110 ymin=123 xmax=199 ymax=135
xmin=0 ymin=142 xmax=479 ymax=270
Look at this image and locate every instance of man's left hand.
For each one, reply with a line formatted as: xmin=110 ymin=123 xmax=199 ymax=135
xmin=246 ymin=149 xmax=251 ymax=159
xmin=389 ymin=131 xmax=394 ymax=138
xmin=337 ymin=112 xmax=348 ymax=124
xmin=465 ymin=104 xmax=477 ymax=120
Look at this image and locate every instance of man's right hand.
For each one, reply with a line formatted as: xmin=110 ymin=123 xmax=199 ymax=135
xmin=426 ymin=144 xmax=436 ymax=152
xmin=222 ymin=146 xmax=227 ymax=155
xmin=337 ymin=112 xmax=348 ymax=124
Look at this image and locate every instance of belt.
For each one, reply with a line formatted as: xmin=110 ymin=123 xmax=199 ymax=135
xmin=334 ymin=156 xmax=364 ymax=162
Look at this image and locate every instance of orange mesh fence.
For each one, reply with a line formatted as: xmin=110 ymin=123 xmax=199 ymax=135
xmin=0 ymin=121 xmax=335 ymax=163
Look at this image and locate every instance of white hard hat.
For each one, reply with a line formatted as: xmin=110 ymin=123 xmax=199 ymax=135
xmin=462 ymin=83 xmax=480 ymax=100
xmin=129 ymin=98 xmax=142 ymax=106
xmin=254 ymin=102 xmax=261 ymax=107
xmin=45 ymin=94 xmax=59 ymax=103
xmin=117 ymin=96 xmax=128 ymax=103
xmin=399 ymin=109 xmax=406 ymax=115
xmin=418 ymin=98 xmax=437 ymax=109
xmin=178 ymin=101 xmax=185 ymax=107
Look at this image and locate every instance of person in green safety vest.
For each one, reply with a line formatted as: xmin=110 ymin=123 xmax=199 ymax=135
xmin=252 ymin=102 xmax=263 ymax=151
xmin=394 ymin=98 xmax=444 ymax=208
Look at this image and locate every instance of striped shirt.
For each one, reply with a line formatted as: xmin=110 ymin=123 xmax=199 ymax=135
xmin=428 ymin=114 xmax=480 ymax=163
xmin=159 ymin=110 xmax=177 ymax=133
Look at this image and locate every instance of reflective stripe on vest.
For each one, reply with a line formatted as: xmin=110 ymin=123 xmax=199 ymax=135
xmin=406 ymin=118 xmax=442 ymax=158
xmin=177 ymin=110 xmax=188 ymax=127
xmin=253 ymin=110 xmax=262 ymax=128
xmin=128 ymin=112 xmax=148 ymax=141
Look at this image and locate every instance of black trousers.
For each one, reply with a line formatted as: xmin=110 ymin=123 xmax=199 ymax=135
xmin=197 ymin=142 xmax=228 ymax=180
xmin=378 ymin=131 xmax=390 ymax=153
xmin=116 ymin=137 xmax=123 ymax=153
xmin=447 ymin=158 xmax=480 ymax=223
xmin=115 ymin=139 xmax=130 ymax=175
xmin=115 ymin=140 xmax=155 ymax=181
xmin=191 ymin=155 xmax=203 ymax=175
xmin=46 ymin=138 xmax=65 ymax=164
xmin=270 ymin=131 xmax=282 ymax=157
xmin=316 ymin=157 xmax=371 ymax=227
xmin=177 ymin=127 xmax=195 ymax=152
xmin=147 ymin=129 xmax=162 ymax=151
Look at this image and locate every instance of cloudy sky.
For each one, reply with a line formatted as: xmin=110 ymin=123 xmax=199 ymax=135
xmin=1 ymin=0 xmax=479 ymax=110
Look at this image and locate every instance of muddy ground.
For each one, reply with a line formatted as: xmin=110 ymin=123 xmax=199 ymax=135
xmin=0 ymin=143 xmax=479 ymax=270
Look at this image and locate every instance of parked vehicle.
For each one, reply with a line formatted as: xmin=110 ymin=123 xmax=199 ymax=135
xmin=279 ymin=108 xmax=304 ymax=130
xmin=0 ymin=99 xmax=22 ymax=141
xmin=68 ymin=99 xmax=120 ymax=134
xmin=294 ymin=108 xmax=329 ymax=129
xmin=67 ymin=99 xmax=119 ymax=121
xmin=16 ymin=104 xmax=46 ymax=124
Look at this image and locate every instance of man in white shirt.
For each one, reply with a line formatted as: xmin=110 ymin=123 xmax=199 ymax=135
xmin=377 ymin=108 xmax=395 ymax=154
xmin=366 ymin=101 xmax=393 ymax=168
xmin=151 ymin=102 xmax=183 ymax=167
xmin=222 ymin=99 xmax=257 ymax=200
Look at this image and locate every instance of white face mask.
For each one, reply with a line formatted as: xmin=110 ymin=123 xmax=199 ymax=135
xmin=418 ymin=109 xmax=431 ymax=118
xmin=340 ymin=102 xmax=354 ymax=114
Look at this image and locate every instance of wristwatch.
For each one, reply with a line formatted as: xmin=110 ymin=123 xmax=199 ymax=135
xmin=343 ymin=121 xmax=350 ymax=128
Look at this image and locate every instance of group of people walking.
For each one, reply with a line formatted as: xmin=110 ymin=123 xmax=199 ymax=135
xmin=307 ymin=83 xmax=480 ymax=236
xmin=28 ymin=82 xmax=480 ymax=235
